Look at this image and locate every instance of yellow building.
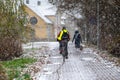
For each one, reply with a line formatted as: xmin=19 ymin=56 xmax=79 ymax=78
xmin=24 ymin=0 xmax=56 ymax=41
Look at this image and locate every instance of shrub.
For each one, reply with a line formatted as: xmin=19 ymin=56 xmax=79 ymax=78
xmin=110 ymin=39 xmax=120 ymax=56
xmin=0 ymin=37 xmax=22 ymax=60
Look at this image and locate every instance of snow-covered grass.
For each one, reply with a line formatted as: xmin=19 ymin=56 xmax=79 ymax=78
xmin=22 ymin=42 xmax=59 ymax=50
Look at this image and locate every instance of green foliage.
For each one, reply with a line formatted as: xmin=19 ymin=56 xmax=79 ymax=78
xmin=6 ymin=68 xmax=32 ymax=80
xmin=1 ymin=58 xmax=37 ymax=80
xmin=2 ymin=58 xmax=36 ymax=68
xmin=22 ymin=73 xmax=31 ymax=80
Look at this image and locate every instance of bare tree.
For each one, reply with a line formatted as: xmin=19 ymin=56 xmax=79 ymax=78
xmin=49 ymin=0 xmax=120 ymax=55
xmin=0 ymin=0 xmax=30 ymax=60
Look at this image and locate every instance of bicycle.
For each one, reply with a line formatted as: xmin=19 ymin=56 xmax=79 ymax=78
xmin=60 ymin=40 xmax=68 ymax=62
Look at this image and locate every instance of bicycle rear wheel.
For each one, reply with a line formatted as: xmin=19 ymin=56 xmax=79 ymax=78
xmin=62 ymin=51 xmax=66 ymax=62
xmin=61 ymin=40 xmax=68 ymax=62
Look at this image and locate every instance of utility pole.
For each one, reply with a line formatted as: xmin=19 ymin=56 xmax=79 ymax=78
xmin=97 ymin=0 xmax=100 ymax=49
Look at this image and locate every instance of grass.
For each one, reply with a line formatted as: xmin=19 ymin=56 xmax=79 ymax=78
xmin=0 ymin=58 xmax=37 ymax=80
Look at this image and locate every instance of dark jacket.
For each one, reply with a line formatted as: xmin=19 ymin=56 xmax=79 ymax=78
xmin=72 ymin=30 xmax=82 ymax=48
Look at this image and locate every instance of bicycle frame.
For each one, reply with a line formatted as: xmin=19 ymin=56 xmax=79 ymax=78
xmin=61 ymin=40 xmax=67 ymax=62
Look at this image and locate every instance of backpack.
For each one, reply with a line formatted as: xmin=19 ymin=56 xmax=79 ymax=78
xmin=62 ymin=31 xmax=69 ymax=40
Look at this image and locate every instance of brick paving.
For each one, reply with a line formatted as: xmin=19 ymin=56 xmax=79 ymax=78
xmin=34 ymin=43 xmax=120 ymax=80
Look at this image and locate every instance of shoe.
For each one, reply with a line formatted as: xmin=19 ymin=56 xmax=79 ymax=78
xmin=59 ymin=51 xmax=62 ymax=54
xmin=66 ymin=56 xmax=68 ymax=59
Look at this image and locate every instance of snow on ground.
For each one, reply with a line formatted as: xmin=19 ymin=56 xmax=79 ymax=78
xmin=21 ymin=42 xmax=59 ymax=78
xmin=21 ymin=42 xmax=120 ymax=80
xmin=22 ymin=42 xmax=59 ymax=50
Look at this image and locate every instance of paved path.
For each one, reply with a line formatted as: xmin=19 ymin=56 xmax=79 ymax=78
xmin=33 ymin=42 xmax=120 ymax=80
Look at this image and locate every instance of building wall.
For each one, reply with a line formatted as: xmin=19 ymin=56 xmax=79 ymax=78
xmin=24 ymin=5 xmax=51 ymax=41
xmin=47 ymin=24 xmax=55 ymax=41
xmin=47 ymin=15 xmax=56 ymax=23
xmin=46 ymin=15 xmax=56 ymax=40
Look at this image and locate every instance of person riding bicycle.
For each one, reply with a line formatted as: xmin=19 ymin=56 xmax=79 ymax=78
xmin=57 ymin=26 xmax=70 ymax=59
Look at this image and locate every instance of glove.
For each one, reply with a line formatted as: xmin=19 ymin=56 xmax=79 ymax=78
xmin=57 ymin=38 xmax=59 ymax=41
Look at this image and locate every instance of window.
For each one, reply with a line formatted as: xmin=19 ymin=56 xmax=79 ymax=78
xmin=37 ymin=1 xmax=41 ymax=6
xmin=26 ymin=0 xmax=29 ymax=4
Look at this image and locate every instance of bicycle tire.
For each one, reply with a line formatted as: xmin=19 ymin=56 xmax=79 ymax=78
xmin=61 ymin=40 xmax=67 ymax=62
xmin=63 ymin=55 xmax=65 ymax=62
xmin=62 ymin=50 xmax=66 ymax=62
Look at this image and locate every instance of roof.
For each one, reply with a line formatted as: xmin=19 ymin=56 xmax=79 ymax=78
xmin=24 ymin=0 xmax=57 ymax=24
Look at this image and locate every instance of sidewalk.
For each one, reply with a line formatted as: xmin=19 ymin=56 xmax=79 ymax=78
xmin=32 ymin=42 xmax=120 ymax=80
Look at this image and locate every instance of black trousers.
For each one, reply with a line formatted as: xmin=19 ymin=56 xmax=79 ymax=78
xmin=59 ymin=40 xmax=68 ymax=57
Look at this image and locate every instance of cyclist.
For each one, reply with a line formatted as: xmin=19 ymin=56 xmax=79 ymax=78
xmin=57 ymin=26 xmax=70 ymax=59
